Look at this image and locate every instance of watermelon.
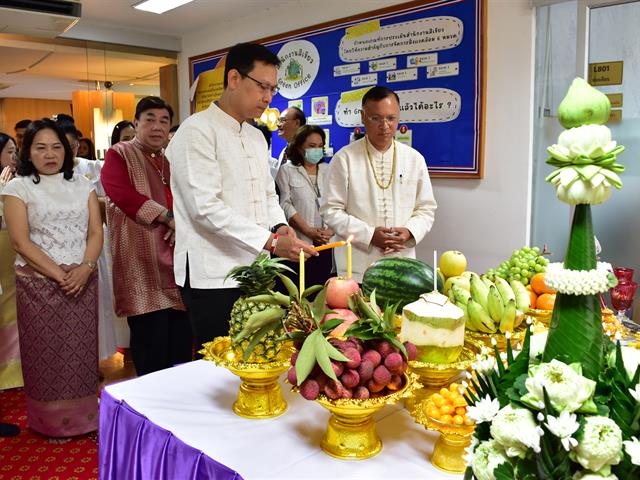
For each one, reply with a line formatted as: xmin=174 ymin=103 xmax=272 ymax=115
xmin=362 ymin=257 xmax=443 ymax=308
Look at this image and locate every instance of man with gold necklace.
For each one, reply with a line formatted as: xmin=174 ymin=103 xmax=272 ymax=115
xmin=321 ymin=86 xmax=437 ymax=282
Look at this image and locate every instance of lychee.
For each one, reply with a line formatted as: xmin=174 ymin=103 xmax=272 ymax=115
xmin=342 ymin=348 xmax=361 ymax=369
xmin=384 ymin=352 xmax=403 ymax=374
xmin=403 ymin=342 xmax=418 ymax=361
xmin=362 ymin=349 xmax=382 ymax=367
xmin=387 ymin=374 xmax=403 ymax=391
xmin=287 ymin=367 xmax=297 ymax=386
xmin=324 ymin=379 xmax=344 ymax=400
xmin=357 ymin=359 xmax=374 ymax=383
xmin=340 ymin=369 xmax=360 ymax=388
xmin=300 ymin=379 xmax=320 ymax=400
xmin=367 ymin=379 xmax=386 ymax=393
xmin=353 ymin=386 xmax=370 ymax=399
xmin=373 ymin=365 xmax=391 ymax=385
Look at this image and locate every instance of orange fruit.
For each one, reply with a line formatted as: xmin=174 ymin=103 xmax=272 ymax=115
xmin=529 ymin=290 xmax=538 ymax=309
xmin=531 ymin=273 xmax=555 ymax=295
xmin=537 ymin=293 xmax=556 ymax=311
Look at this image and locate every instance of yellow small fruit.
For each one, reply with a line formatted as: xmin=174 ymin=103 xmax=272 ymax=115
xmin=440 ymin=414 xmax=453 ymax=424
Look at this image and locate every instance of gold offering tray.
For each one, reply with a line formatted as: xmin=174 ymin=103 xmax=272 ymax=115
xmin=303 ymin=372 xmax=421 ymax=460
xmin=414 ymin=395 xmax=475 ymax=474
xmin=200 ymin=336 xmax=295 ymax=419
xmin=406 ymin=338 xmax=484 ymax=412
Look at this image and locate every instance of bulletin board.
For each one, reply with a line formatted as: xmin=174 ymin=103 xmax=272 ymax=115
xmin=189 ymin=0 xmax=486 ymax=178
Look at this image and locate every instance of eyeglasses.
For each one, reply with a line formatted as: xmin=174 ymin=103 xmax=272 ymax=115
xmin=241 ymin=73 xmax=279 ymax=96
xmin=364 ymin=115 xmax=399 ymax=125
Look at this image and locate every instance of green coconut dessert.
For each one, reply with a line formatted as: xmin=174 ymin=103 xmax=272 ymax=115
xmin=400 ymin=291 xmax=465 ymax=363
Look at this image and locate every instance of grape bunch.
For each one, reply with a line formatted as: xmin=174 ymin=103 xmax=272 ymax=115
xmin=288 ymin=337 xmax=417 ymax=401
xmin=485 ymin=246 xmax=549 ymax=286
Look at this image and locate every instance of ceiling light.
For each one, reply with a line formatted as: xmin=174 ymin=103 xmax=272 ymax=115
xmin=133 ymin=0 xmax=194 ymax=14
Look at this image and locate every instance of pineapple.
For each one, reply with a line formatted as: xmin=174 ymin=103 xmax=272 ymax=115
xmin=226 ymin=254 xmax=293 ymax=363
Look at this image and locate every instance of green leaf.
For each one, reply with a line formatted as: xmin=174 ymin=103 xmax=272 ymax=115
xmin=277 ymin=272 xmax=299 ymax=299
xmin=242 ymin=323 xmax=276 ymax=362
xmin=301 ymin=284 xmax=324 ymax=299
xmin=325 ymin=340 xmax=349 ymax=362
xmin=295 ymin=331 xmax=318 ymax=384
xmin=311 ymin=287 xmax=328 ymax=326
xmin=494 ymin=461 xmax=516 ymax=480
xmin=314 ymin=332 xmax=338 ymax=381
xmin=320 ymin=318 xmax=344 ymax=332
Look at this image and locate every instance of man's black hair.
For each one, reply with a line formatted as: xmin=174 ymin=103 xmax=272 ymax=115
xmin=224 ymin=43 xmax=281 ymax=88
xmin=362 ymin=86 xmax=400 ymax=107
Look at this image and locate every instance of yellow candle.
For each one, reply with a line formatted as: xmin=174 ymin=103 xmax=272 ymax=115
xmin=347 ymin=239 xmax=352 ymax=279
xmin=299 ymin=248 xmax=305 ymax=297
xmin=313 ymin=240 xmax=346 ymax=252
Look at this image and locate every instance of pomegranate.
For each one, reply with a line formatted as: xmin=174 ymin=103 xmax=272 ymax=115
xmin=325 ymin=277 xmax=360 ymax=309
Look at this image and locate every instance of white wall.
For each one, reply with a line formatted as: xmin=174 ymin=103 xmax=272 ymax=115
xmin=179 ymin=0 xmax=535 ymax=273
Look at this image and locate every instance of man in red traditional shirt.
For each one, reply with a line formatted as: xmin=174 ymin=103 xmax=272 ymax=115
xmin=101 ymin=96 xmax=192 ymax=376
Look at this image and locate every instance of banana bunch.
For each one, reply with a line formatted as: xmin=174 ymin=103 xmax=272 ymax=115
xmin=448 ymin=273 xmax=531 ymax=334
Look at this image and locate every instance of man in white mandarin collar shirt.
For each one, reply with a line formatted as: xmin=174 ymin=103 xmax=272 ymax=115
xmin=320 ymin=86 xmax=437 ymax=283
xmin=167 ymin=43 xmax=317 ymax=354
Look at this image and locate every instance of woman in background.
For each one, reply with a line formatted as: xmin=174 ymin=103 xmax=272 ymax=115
xmin=59 ymin=121 xmax=118 ymax=363
xmin=276 ymin=125 xmax=334 ymax=285
xmin=2 ymin=119 xmax=102 ymax=438
xmin=0 ymin=133 xmax=23 ymax=390
xmin=78 ymin=137 xmax=97 ymax=160
xmin=110 ymin=121 xmax=135 ymax=146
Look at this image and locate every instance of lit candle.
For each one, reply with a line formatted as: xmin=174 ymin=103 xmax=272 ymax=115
xmin=299 ymin=248 xmax=305 ymax=297
xmin=313 ymin=240 xmax=346 ymax=252
xmin=346 ymin=235 xmax=353 ymax=279
xmin=433 ymin=250 xmax=438 ymax=292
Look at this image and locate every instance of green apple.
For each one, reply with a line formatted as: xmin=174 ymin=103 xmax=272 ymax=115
xmin=440 ymin=250 xmax=468 ymax=278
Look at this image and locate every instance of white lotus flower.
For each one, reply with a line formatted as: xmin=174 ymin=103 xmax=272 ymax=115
xmin=471 ymin=439 xmax=510 ymax=480
xmin=490 ymin=405 xmax=543 ymax=457
xmin=555 ymin=178 xmax=611 ymax=205
xmin=473 ymin=354 xmax=498 ymax=375
xmin=608 ymin=346 xmax=640 ymax=381
xmin=571 ymin=416 xmax=622 ymax=473
xmin=623 ymin=436 xmax=640 ymax=466
xmin=529 ymin=332 xmax=548 ymax=360
xmin=557 ymin=124 xmax=616 ymax=159
xmin=630 ymin=384 xmax=640 ymax=403
xmin=466 ymin=395 xmax=501 ymax=424
xmin=522 ymin=359 xmax=596 ymax=412
xmin=545 ymin=411 xmax=580 ymax=451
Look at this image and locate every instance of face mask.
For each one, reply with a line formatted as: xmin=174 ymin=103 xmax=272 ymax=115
xmin=304 ymin=147 xmax=324 ymax=164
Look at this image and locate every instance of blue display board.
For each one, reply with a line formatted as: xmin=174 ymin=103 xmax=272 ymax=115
xmin=190 ymin=0 xmax=485 ymax=178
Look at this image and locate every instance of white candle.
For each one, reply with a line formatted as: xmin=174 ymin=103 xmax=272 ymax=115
xmin=433 ymin=250 xmax=438 ymax=292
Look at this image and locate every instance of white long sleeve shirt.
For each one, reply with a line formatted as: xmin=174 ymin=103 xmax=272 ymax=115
xmin=275 ymin=162 xmax=329 ymax=245
xmin=166 ymin=102 xmax=287 ymax=289
xmin=320 ymin=137 xmax=437 ymax=282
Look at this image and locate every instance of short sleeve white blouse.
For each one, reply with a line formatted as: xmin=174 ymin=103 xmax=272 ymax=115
xmin=2 ymin=173 xmax=95 ymax=267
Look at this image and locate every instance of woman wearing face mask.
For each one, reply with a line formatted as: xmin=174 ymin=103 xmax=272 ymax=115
xmin=276 ymin=125 xmax=334 ymax=285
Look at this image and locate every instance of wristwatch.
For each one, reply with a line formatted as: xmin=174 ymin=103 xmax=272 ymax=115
xmin=83 ymin=260 xmax=97 ymax=271
xmin=271 ymin=223 xmax=287 ymax=233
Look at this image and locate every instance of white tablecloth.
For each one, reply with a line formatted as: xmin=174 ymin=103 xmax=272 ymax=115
xmin=105 ymin=360 xmax=461 ymax=479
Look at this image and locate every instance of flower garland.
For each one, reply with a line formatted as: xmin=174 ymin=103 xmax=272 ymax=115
xmin=544 ymin=261 xmax=617 ymax=295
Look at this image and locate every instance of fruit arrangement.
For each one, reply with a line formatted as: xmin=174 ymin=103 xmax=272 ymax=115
xmin=423 ymin=383 xmax=474 ymax=426
xmin=449 ymin=273 xmax=530 ymax=334
xmin=526 ymin=272 xmax=556 ymax=311
xmin=226 ymin=253 xmax=297 ymax=362
xmin=485 ymin=246 xmax=550 ymax=286
xmin=286 ymin=285 xmax=418 ymax=401
xmin=362 ymin=256 xmax=443 ymax=309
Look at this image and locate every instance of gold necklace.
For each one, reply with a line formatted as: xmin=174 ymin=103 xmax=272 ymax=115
xmin=365 ymin=137 xmax=396 ymax=190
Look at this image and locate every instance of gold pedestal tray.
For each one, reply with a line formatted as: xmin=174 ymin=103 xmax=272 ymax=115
xmin=414 ymin=398 xmax=475 ymax=474
xmin=406 ymin=338 xmax=483 ymax=413
xmin=200 ymin=336 xmax=294 ymax=419
xmin=313 ymin=372 xmax=420 ymax=460
xmin=528 ymin=308 xmax=552 ymax=327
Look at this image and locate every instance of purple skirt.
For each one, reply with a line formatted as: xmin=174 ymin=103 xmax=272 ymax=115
xmin=16 ymin=265 xmax=99 ymax=437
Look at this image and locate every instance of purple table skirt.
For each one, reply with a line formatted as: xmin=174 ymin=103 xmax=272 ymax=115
xmin=99 ymin=390 xmax=242 ymax=480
